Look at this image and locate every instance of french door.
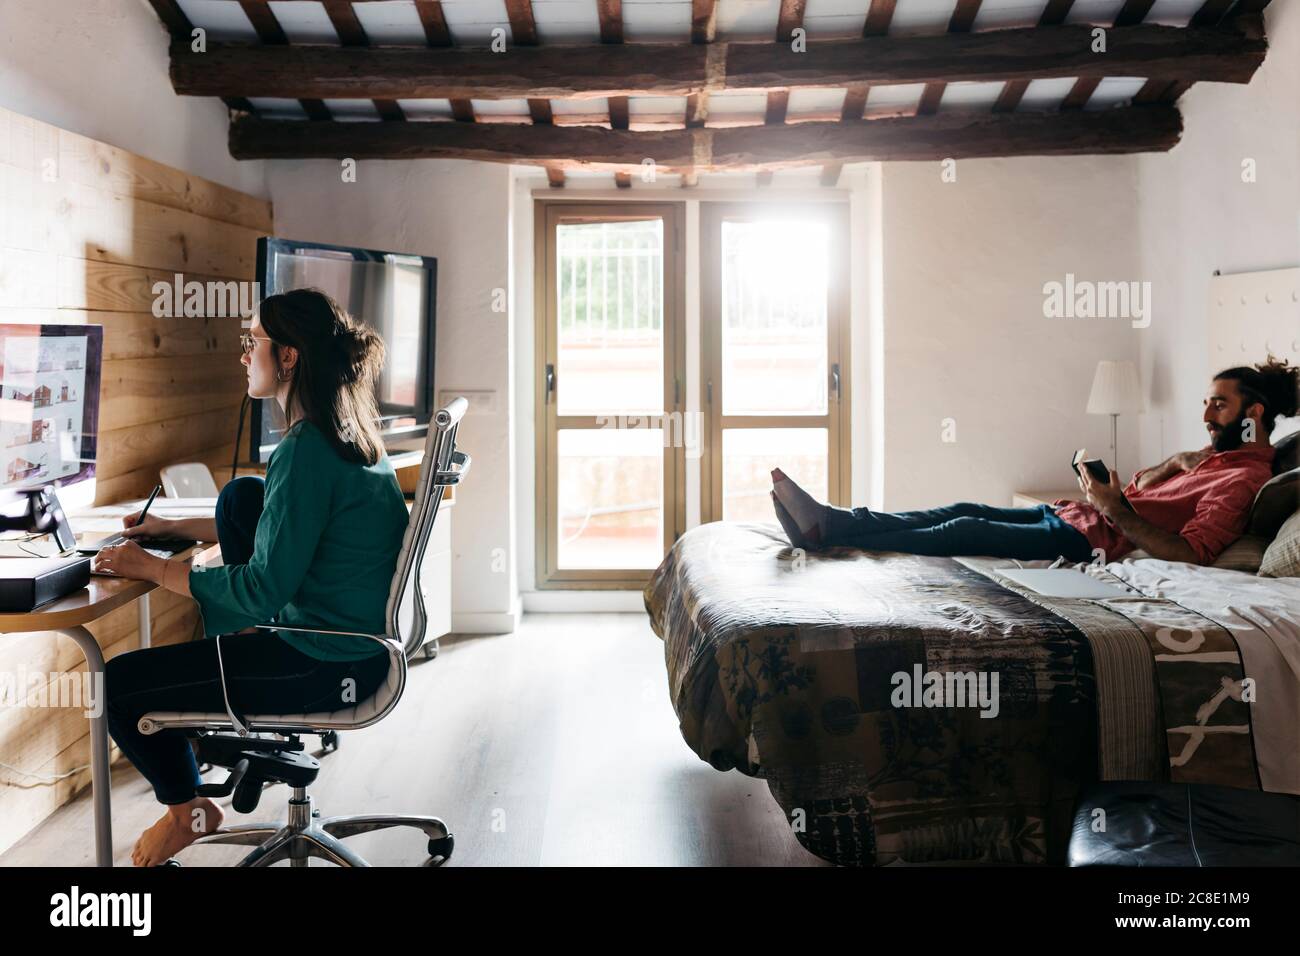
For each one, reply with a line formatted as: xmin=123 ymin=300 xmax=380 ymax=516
xmin=535 ymin=202 xmax=685 ymax=589
xmin=700 ymin=203 xmax=850 ymax=521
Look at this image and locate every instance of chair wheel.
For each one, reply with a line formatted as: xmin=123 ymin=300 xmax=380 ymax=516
xmin=428 ymin=834 xmax=454 ymax=864
xmin=320 ymin=731 xmax=339 ymax=753
xmin=422 ymin=640 xmax=439 ymax=660
xmin=160 ymin=859 xmax=183 ymax=867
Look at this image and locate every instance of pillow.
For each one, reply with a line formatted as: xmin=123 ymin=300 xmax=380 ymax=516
xmin=1259 ymin=510 xmax=1300 ymax=577
xmin=1246 ymin=469 xmax=1300 ymax=538
xmin=1212 ymin=535 xmax=1270 ymax=573
xmin=1273 ymin=430 xmax=1300 ymax=475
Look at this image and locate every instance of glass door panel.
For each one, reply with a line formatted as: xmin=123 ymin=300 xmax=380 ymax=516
xmin=703 ymin=203 xmax=848 ymax=523
xmin=721 ymin=220 xmax=829 ymax=417
xmin=722 ymin=428 xmax=828 ymax=522
xmin=557 ymin=427 xmax=664 ymax=570
xmin=557 ymin=219 xmax=664 ymax=417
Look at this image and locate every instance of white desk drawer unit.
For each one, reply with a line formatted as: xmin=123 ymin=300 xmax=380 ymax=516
xmin=417 ymin=509 xmax=452 ymax=658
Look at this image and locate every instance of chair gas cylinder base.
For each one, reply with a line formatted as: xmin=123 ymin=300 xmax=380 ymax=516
xmin=136 ymin=399 xmax=471 ymax=868
xmin=183 ymin=731 xmax=454 ymax=867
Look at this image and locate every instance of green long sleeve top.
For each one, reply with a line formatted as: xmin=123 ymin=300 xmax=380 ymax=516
xmin=188 ymin=419 xmax=410 ymax=661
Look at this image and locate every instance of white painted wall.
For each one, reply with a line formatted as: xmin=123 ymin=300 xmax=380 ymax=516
xmin=267 ymin=158 xmax=520 ymax=632
xmin=876 ymin=154 xmax=1144 ymax=509
xmin=0 ymin=0 xmax=267 ymax=199
xmin=1134 ymin=1 xmax=1300 ymax=462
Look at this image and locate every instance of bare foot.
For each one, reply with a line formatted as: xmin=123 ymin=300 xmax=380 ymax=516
xmin=131 ymin=797 xmax=225 ymax=866
xmin=771 ymin=468 xmax=827 ymax=548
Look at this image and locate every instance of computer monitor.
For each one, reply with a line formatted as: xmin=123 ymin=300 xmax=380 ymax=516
xmin=0 ymin=324 xmax=103 ymax=512
xmin=252 ymin=237 xmax=437 ymax=463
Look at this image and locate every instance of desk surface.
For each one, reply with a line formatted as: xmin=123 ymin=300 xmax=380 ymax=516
xmin=0 ymin=540 xmax=209 ymax=630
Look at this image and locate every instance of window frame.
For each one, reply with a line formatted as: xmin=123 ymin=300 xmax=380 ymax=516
xmin=533 ymin=200 xmax=687 ymax=589
xmin=699 ymin=201 xmax=852 ymax=523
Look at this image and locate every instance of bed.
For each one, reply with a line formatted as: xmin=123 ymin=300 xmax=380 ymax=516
xmin=644 ymin=522 xmax=1300 ymax=866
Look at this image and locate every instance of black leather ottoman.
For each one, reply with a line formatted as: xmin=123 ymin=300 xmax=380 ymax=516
xmin=1069 ymin=782 xmax=1300 ymax=866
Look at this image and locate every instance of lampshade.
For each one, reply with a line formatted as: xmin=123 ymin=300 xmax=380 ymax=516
xmin=1086 ymin=360 xmax=1145 ymax=415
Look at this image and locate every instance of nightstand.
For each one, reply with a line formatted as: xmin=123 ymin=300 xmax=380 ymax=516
xmin=1012 ymin=489 xmax=1085 ymax=509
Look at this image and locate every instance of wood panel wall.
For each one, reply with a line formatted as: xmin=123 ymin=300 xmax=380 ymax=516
xmin=0 ymin=106 xmax=272 ymax=854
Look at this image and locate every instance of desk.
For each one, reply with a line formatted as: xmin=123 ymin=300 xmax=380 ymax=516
xmin=0 ymin=539 xmax=204 ymax=867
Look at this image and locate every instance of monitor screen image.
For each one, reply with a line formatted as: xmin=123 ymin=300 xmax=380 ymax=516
xmin=0 ymin=324 xmax=103 ymax=493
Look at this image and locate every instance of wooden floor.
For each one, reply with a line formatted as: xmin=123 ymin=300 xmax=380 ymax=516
xmin=1 ymin=613 xmax=824 ymax=867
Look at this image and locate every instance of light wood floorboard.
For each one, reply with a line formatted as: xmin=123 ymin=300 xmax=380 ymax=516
xmin=1 ymin=613 xmax=823 ymax=867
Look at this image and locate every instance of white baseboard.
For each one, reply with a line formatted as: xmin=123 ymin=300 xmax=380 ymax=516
xmin=450 ymin=595 xmax=522 ymax=634
xmin=520 ymin=590 xmax=646 ymax=613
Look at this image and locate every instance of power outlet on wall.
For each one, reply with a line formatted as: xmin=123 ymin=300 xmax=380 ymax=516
xmin=439 ymin=389 xmax=498 ymax=415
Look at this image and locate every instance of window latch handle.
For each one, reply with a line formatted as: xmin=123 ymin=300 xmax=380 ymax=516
xmin=545 ymin=363 xmax=556 ymax=403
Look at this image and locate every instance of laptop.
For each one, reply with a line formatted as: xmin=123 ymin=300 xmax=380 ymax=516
xmin=1000 ymin=568 xmax=1134 ymax=599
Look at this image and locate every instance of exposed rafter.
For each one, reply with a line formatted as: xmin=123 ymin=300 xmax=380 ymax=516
xmin=172 ymin=20 xmax=1266 ymax=103
xmin=229 ymin=103 xmax=1183 ymax=168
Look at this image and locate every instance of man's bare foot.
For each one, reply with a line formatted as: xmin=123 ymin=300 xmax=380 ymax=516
xmin=131 ymin=796 xmax=225 ymax=866
xmin=771 ymin=468 xmax=827 ymax=547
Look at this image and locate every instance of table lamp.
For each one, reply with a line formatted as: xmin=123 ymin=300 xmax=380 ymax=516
xmin=1086 ymin=359 xmax=1145 ymax=478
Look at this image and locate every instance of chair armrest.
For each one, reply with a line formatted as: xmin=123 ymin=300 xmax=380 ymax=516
xmin=254 ymin=623 xmax=396 ymax=648
xmin=435 ymin=449 xmax=470 ymax=486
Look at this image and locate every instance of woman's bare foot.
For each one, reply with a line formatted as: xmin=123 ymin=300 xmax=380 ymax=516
xmin=771 ymin=468 xmax=828 ymax=548
xmin=131 ymin=796 xmax=225 ymax=866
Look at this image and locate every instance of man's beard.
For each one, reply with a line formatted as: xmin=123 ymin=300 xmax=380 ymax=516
xmin=1209 ymin=410 xmax=1250 ymax=452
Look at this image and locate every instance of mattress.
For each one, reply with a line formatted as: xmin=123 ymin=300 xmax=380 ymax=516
xmin=644 ymin=522 xmax=1300 ymax=866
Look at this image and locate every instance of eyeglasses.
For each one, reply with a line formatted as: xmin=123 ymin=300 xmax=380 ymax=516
xmin=240 ymin=332 xmax=272 ymax=355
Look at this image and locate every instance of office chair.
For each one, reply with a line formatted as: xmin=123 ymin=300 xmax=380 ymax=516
xmin=136 ymin=398 xmax=471 ymax=867
xmin=159 ymin=462 xmax=219 ymax=498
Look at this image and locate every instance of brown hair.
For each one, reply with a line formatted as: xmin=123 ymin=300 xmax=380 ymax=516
xmin=258 ymin=288 xmax=387 ymax=465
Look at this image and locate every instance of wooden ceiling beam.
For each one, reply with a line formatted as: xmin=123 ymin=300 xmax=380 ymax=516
xmin=597 ymin=0 xmax=623 ymax=44
xmin=994 ymin=0 xmax=1075 ymax=112
xmin=692 ymin=0 xmax=718 ymax=45
xmin=1136 ymin=0 xmax=1248 ymax=104
xmin=1061 ymin=0 xmax=1157 ymax=110
xmin=229 ymin=103 xmax=1184 ymax=166
xmin=144 ymin=0 xmax=253 ymax=113
xmin=414 ymin=0 xmax=452 ymax=45
xmin=173 ymin=22 xmax=1266 ymax=101
xmin=764 ymin=1 xmax=804 ymax=128
xmin=504 ymin=0 xmax=539 ymax=46
xmin=236 ymin=1 xmax=334 ymax=121
xmin=318 ymin=1 xmax=404 ymax=120
xmin=862 ymin=0 xmax=897 ymax=38
xmin=919 ymin=0 xmax=983 ymax=116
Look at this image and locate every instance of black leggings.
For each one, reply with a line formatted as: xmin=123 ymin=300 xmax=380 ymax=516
xmin=104 ymin=477 xmax=391 ymax=806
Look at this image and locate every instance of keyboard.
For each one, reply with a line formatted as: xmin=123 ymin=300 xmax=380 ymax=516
xmin=78 ymin=534 xmax=197 ymax=555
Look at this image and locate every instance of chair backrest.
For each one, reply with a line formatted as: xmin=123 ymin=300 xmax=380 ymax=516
xmin=385 ymin=397 xmax=470 ymax=659
xmin=160 ymin=462 xmax=219 ymax=498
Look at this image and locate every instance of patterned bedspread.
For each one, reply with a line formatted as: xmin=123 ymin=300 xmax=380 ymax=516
xmin=644 ymin=522 xmax=1281 ymax=866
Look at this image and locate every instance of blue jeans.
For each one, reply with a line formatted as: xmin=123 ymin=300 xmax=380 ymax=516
xmin=823 ymin=502 xmax=1094 ymax=562
xmin=104 ymin=478 xmax=390 ymax=805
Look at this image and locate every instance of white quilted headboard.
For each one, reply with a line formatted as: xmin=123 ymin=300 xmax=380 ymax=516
xmin=1207 ymin=267 xmax=1300 ymax=440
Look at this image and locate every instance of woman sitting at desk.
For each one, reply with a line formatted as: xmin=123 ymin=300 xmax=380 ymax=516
xmin=94 ymin=288 xmax=410 ymax=866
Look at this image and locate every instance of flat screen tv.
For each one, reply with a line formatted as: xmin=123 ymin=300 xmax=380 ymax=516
xmin=252 ymin=237 xmax=437 ymax=463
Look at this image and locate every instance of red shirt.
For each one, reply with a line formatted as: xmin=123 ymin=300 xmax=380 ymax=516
xmin=1053 ymin=443 xmax=1275 ymax=565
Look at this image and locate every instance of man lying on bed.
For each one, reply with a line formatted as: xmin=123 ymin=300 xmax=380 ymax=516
xmin=771 ymin=358 xmax=1299 ymax=566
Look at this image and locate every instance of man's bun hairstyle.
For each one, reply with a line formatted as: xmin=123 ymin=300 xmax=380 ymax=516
xmin=1214 ymin=355 xmax=1300 ymax=434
